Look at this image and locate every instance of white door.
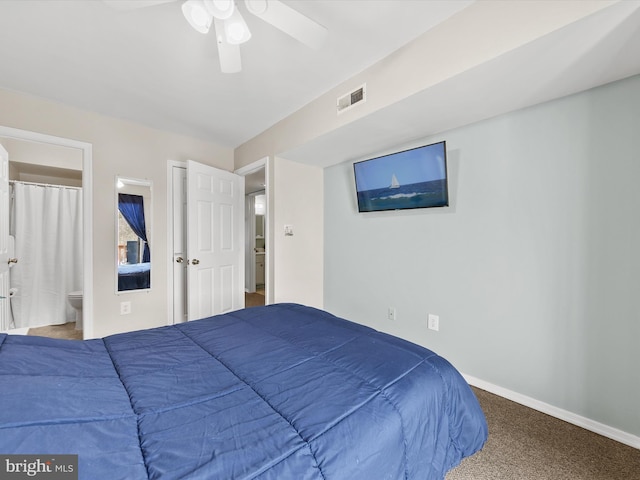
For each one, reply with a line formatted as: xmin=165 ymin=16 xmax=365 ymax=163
xmin=171 ymin=165 xmax=187 ymax=323
xmin=0 ymin=144 xmax=10 ymax=330
xmin=186 ymin=160 xmax=244 ymax=320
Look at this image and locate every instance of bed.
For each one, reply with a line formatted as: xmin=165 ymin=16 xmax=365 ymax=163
xmin=118 ymin=262 xmax=151 ymax=291
xmin=0 ymin=303 xmax=487 ymax=479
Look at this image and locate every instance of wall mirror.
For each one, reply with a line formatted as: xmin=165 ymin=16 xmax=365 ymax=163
xmin=116 ymin=176 xmax=152 ymax=293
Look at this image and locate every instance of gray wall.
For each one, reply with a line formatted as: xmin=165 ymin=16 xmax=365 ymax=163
xmin=324 ymin=75 xmax=640 ymax=438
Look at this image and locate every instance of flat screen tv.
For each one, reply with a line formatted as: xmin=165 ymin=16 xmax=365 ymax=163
xmin=353 ymin=140 xmax=448 ymax=213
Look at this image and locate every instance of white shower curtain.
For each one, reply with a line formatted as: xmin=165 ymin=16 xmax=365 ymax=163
xmin=10 ymin=182 xmax=83 ymax=329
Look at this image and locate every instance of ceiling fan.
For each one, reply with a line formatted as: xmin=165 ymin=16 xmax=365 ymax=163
xmin=104 ymin=0 xmax=328 ymax=73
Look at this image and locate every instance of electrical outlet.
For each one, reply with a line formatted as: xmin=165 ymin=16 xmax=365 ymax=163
xmin=427 ymin=313 xmax=439 ymax=331
xmin=387 ymin=307 xmax=396 ymax=321
xmin=120 ymin=301 xmax=131 ymax=315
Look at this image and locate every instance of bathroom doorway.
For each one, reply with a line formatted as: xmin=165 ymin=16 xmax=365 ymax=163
xmin=0 ymin=127 xmax=93 ymax=339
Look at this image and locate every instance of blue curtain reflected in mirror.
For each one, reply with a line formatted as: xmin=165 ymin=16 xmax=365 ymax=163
xmin=118 ymin=194 xmax=150 ymax=262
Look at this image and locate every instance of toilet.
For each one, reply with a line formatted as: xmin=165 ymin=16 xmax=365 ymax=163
xmin=67 ymin=291 xmax=83 ymax=330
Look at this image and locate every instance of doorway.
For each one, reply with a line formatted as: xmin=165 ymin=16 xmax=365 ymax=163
xmin=235 ymin=158 xmax=269 ymax=308
xmin=0 ymin=126 xmax=93 ymax=338
xmin=245 ymin=191 xmax=265 ymax=308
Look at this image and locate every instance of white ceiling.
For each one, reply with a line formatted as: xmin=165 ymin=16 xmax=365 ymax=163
xmin=0 ymin=0 xmax=471 ymax=148
xmin=1 ymin=0 xmax=639 ymax=171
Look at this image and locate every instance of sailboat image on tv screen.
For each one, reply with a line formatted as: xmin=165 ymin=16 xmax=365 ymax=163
xmin=353 ymin=141 xmax=449 ymax=212
xmin=389 ymin=174 xmax=400 ymax=189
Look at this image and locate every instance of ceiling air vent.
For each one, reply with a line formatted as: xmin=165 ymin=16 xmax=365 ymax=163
xmin=337 ymin=84 xmax=366 ymax=114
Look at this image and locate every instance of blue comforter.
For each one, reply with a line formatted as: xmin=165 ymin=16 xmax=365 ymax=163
xmin=0 ymin=304 xmax=487 ymax=479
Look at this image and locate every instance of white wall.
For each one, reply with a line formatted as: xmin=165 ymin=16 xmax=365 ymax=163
xmin=324 ymin=75 xmax=640 ymax=440
xmin=273 ymin=157 xmax=323 ymax=308
xmin=3 ymin=138 xmax=82 ymax=187
xmin=3 ymin=137 xmax=83 ymax=170
xmin=0 ymin=88 xmax=233 ymax=337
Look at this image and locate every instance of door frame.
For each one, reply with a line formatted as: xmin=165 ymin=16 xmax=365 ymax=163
xmin=235 ymin=157 xmax=270 ymax=305
xmin=166 ymin=160 xmax=186 ymax=325
xmin=0 ymin=144 xmax=9 ymax=331
xmin=0 ymin=126 xmax=93 ymax=338
xmin=245 ymin=191 xmax=257 ymax=293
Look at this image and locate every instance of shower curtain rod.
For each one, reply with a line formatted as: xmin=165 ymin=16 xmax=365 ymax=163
xmin=9 ymin=180 xmax=82 ymax=190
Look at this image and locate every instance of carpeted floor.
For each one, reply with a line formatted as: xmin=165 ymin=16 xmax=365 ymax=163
xmin=28 ymin=322 xmax=83 ymax=340
xmin=447 ymin=387 xmax=640 ymax=480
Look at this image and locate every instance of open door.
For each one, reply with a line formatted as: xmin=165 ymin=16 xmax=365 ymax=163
xmin=186 ymin=160 xmax=244 ymax=320
xmin=0 ymin=144 xmax=10 ymax=330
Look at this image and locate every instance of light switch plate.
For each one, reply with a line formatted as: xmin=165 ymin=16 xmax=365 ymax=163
xmin=428 ymin=314 xmax=439 ymax=331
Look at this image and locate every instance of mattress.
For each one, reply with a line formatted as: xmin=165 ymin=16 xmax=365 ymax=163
xmin=0 ymin=303 xmax=487 ymax=479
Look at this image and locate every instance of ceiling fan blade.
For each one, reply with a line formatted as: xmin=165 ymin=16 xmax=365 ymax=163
xmin=214 ymin=18 xmax=242 ymax=73
xmin=245 ymin=0 xmax=327 ymax=50
xmin=102 ymin=0 xmax=176 ymax=11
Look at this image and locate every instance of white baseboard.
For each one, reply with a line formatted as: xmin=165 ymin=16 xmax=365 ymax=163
xmin=462 ymin=374 xmax=640 ymax=450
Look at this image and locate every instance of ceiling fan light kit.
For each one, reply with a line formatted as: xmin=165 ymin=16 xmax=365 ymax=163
xmin=181 ymin=0 xmax=213 ymax=33
xmin=204 ymin=0 xmax=235 ymax=20
xmin=181 ymin=0 xmax=328 ymax=73
xmin=244 ymin=0 xmax=268 ymax=16
xmin=224 ymin=6 xmax=252 ymax=44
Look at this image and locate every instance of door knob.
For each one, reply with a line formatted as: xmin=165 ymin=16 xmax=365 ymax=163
xmin=191 ymin=258 xmax=200 ymax=265
xmin=176 ymin=256 xmax=184 ymax=263
xmin=7 ymin=258 xmax=18 ymax=265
